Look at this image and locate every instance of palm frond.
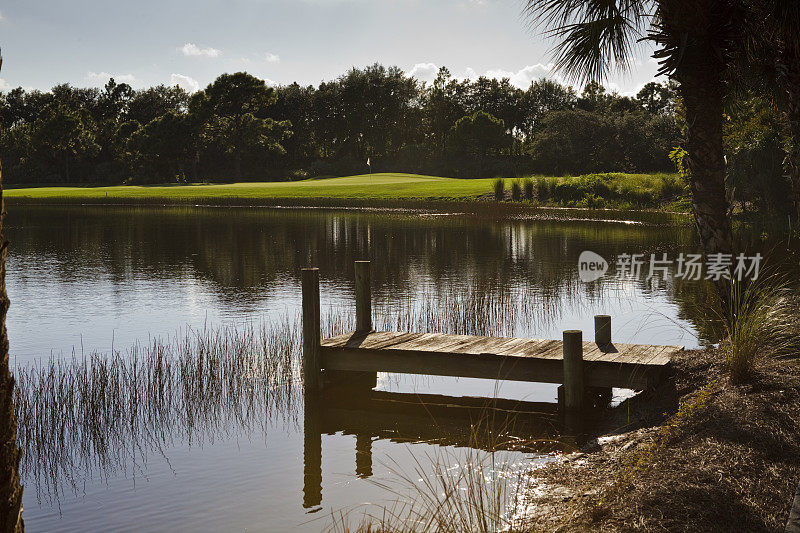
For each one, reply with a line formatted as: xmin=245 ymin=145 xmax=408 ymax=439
xmin=523 ymin=0 xmax=654 ymax=83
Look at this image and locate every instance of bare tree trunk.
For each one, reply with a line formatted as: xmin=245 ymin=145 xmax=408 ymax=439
xmin=0 ymin=157 xmax=23 ymax=532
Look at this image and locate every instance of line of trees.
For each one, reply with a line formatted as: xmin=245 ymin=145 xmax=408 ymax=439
xmin=0 ymin=66 xmax=681 ymax=184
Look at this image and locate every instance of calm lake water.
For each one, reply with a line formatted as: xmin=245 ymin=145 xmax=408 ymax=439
xmin=8 ymin=205 xmax=707 ymax=532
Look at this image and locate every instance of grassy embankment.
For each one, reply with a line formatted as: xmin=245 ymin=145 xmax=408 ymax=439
xmin=5 ymin=172 xmax=689 ymax=211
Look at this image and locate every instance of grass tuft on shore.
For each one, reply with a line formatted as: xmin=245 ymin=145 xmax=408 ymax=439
xmin=719 ymin=273 xmax=799 ymax=382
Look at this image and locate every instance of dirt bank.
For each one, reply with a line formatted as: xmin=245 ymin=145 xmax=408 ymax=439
xmin=520 ymin=348 xmax=800 ymax=532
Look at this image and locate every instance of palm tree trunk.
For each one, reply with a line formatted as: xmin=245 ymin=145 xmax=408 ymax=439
xmin=678 ymin=72 xmax=733 ymax=256
xmin=0 ymin=157 xmax=24 ymax=533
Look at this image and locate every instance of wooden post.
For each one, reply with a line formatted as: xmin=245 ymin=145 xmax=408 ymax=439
xmin=594 ymin=315 xmax=611 ymax=346
xmin=302 ymin=267 xmax=323 ymax=508
xmin=302 ymin=268 xmax=321 ymax=392
xmin=323 ymin=262 xmax=377 ymax=389
xmin=355 ymin=260 xmax=372 ymax=333
xmin=562 ymin=330 xmax=584 ymax=412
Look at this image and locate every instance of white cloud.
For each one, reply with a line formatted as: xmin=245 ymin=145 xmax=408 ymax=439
xmin=408 ymin=63 xmax=560 ymax=89
xmin=170 ymin=73 xmax=200 ymax=92
xmin=0 ymin=79 xmax=9 ymax=91
xmin=234 ymin=53 xmax=280 ymax=66
xmin=180 ymin=43 xmax=221 ymax=58
xmin=0 ymin=11 xmax=4 ymax=21
xmin=408 ymin=63 xmax=439 ymax=84
xmin=480 ymin=64 xmax=557 ymax=88
xmin=85 ymin=71 xmax=137 ymax=86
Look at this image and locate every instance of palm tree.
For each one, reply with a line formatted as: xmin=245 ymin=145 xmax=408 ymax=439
xmin=0 ymin=50 xmax=24 ymax=533
xmin=523 ymin=0 xmax=743 ymax=257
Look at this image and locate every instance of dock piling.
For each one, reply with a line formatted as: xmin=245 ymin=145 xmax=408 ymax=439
xmin=324 ymin=261 xmax=377 ymax=390
xmin=301 ymin=268 xmax=321 ymax=392
xmin=562 ymin=330 xmax=584 ymax=412
xmin=594 ymin=315 xmax=611 ymax=346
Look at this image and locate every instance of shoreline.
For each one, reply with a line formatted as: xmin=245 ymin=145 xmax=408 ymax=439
xmin=519 ymin=347 xmax=800 ymax=532
xmin=5 ymin=196 xmax=692 ymax=226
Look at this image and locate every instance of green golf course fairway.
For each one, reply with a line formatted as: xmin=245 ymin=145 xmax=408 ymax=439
xmin=5 ymin=173 xmax=496 ymax=202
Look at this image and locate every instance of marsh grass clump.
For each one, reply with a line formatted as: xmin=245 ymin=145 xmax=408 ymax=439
xmin=510 ymin=180 xmax=522 ymax=201
xmin=15 ymin=317 xmax=301 ymax=501
xmin=657 ymin=173 xmax=688 ymax=199
xmin=717 ymin=273 xmax=799 ymax=382
xmin=534 ymin=176 xmax=557 ymax=201
xmin=522 ymin=178 xmax=534 ymax=201
xmin=374 ymin=286 xmax=562 ymax=339
xmin=492 ymin=178 xmax=505 ymax=201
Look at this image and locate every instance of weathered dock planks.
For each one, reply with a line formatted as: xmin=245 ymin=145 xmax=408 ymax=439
xmin=319 ymin=329 xmax=679 ymax=390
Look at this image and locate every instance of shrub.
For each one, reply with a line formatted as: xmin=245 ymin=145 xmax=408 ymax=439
xmin=657 ymin=173 xmax=688 ymax=199
xmin=552 ymin=180 xmax=585 ymax=204
xmin=288 ymin=169 xmax=309 ymax=181
xmin=580 ymin=173 xmax=614 ymax=197
xmin=522 ymin=178 xmax=534 ymax=200
xmin=510 ymin=179 xmax=522 ymax=201
xmin=577 ymin=193 xmax=605 ymax=208
xmin=492 ymin=178 xmax=505 ymax=201
xmin=535 ymin=177 xmax=556 ymax=201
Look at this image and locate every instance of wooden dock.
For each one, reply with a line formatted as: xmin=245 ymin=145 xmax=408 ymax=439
xmin=321 ymin=330 xmax=677 ymax=390
xmin=299 ymin=260 xmax=683 ymax=509
xmin=302 ymin=261 xmax=682 ymax=413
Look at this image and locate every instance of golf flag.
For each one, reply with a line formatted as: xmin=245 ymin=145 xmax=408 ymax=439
xmin=366 ymin=157 xmax=371 ymax=167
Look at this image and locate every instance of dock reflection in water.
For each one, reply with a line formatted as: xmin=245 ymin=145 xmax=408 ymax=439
xmin=302 ymin=382 xmax=570 ymax=510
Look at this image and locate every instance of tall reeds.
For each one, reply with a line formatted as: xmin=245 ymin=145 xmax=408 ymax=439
xmin=522 ymin=178 xmax=534 ymax=201
xmin=328 ymin=443 xmax=539 ymax=532
xmin=493 ymin=178 xmax=505 ymax=201
xmin=15 ymin=318 xmax=300 ymax=501
xmin=716 ymin=272 xmax=799 ymax=382
xmin=510 ymin=180 xmax=522 ymax=202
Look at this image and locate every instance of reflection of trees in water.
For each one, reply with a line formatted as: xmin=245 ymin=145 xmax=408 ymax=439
xmin=6 ymin=207 xmax=693 ymax=293
xmin=7 ymin=205 xmax=710 ymax=332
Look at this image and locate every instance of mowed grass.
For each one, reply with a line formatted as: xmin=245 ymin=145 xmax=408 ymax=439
xmin=5 ymin=171 xmax=688 ymax=212
xmin=6 ymin=173 xmax=496 ymax=202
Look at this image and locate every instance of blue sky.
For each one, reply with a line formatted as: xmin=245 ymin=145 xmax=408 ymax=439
xmin=0 ymin=0 xmax=660 ymax=94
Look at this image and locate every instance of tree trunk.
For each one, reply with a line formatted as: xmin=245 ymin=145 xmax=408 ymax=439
xmin=777 ymin=48 xmax=800 ymax=229
xmin=0 ymin=157 xmax=24 ymax=533
xmin=677 ymin=71 xmax=733 ymax=257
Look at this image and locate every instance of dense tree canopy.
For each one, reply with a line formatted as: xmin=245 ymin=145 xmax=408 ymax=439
xmin=0 ymin=65 xmax=683 ymax=184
